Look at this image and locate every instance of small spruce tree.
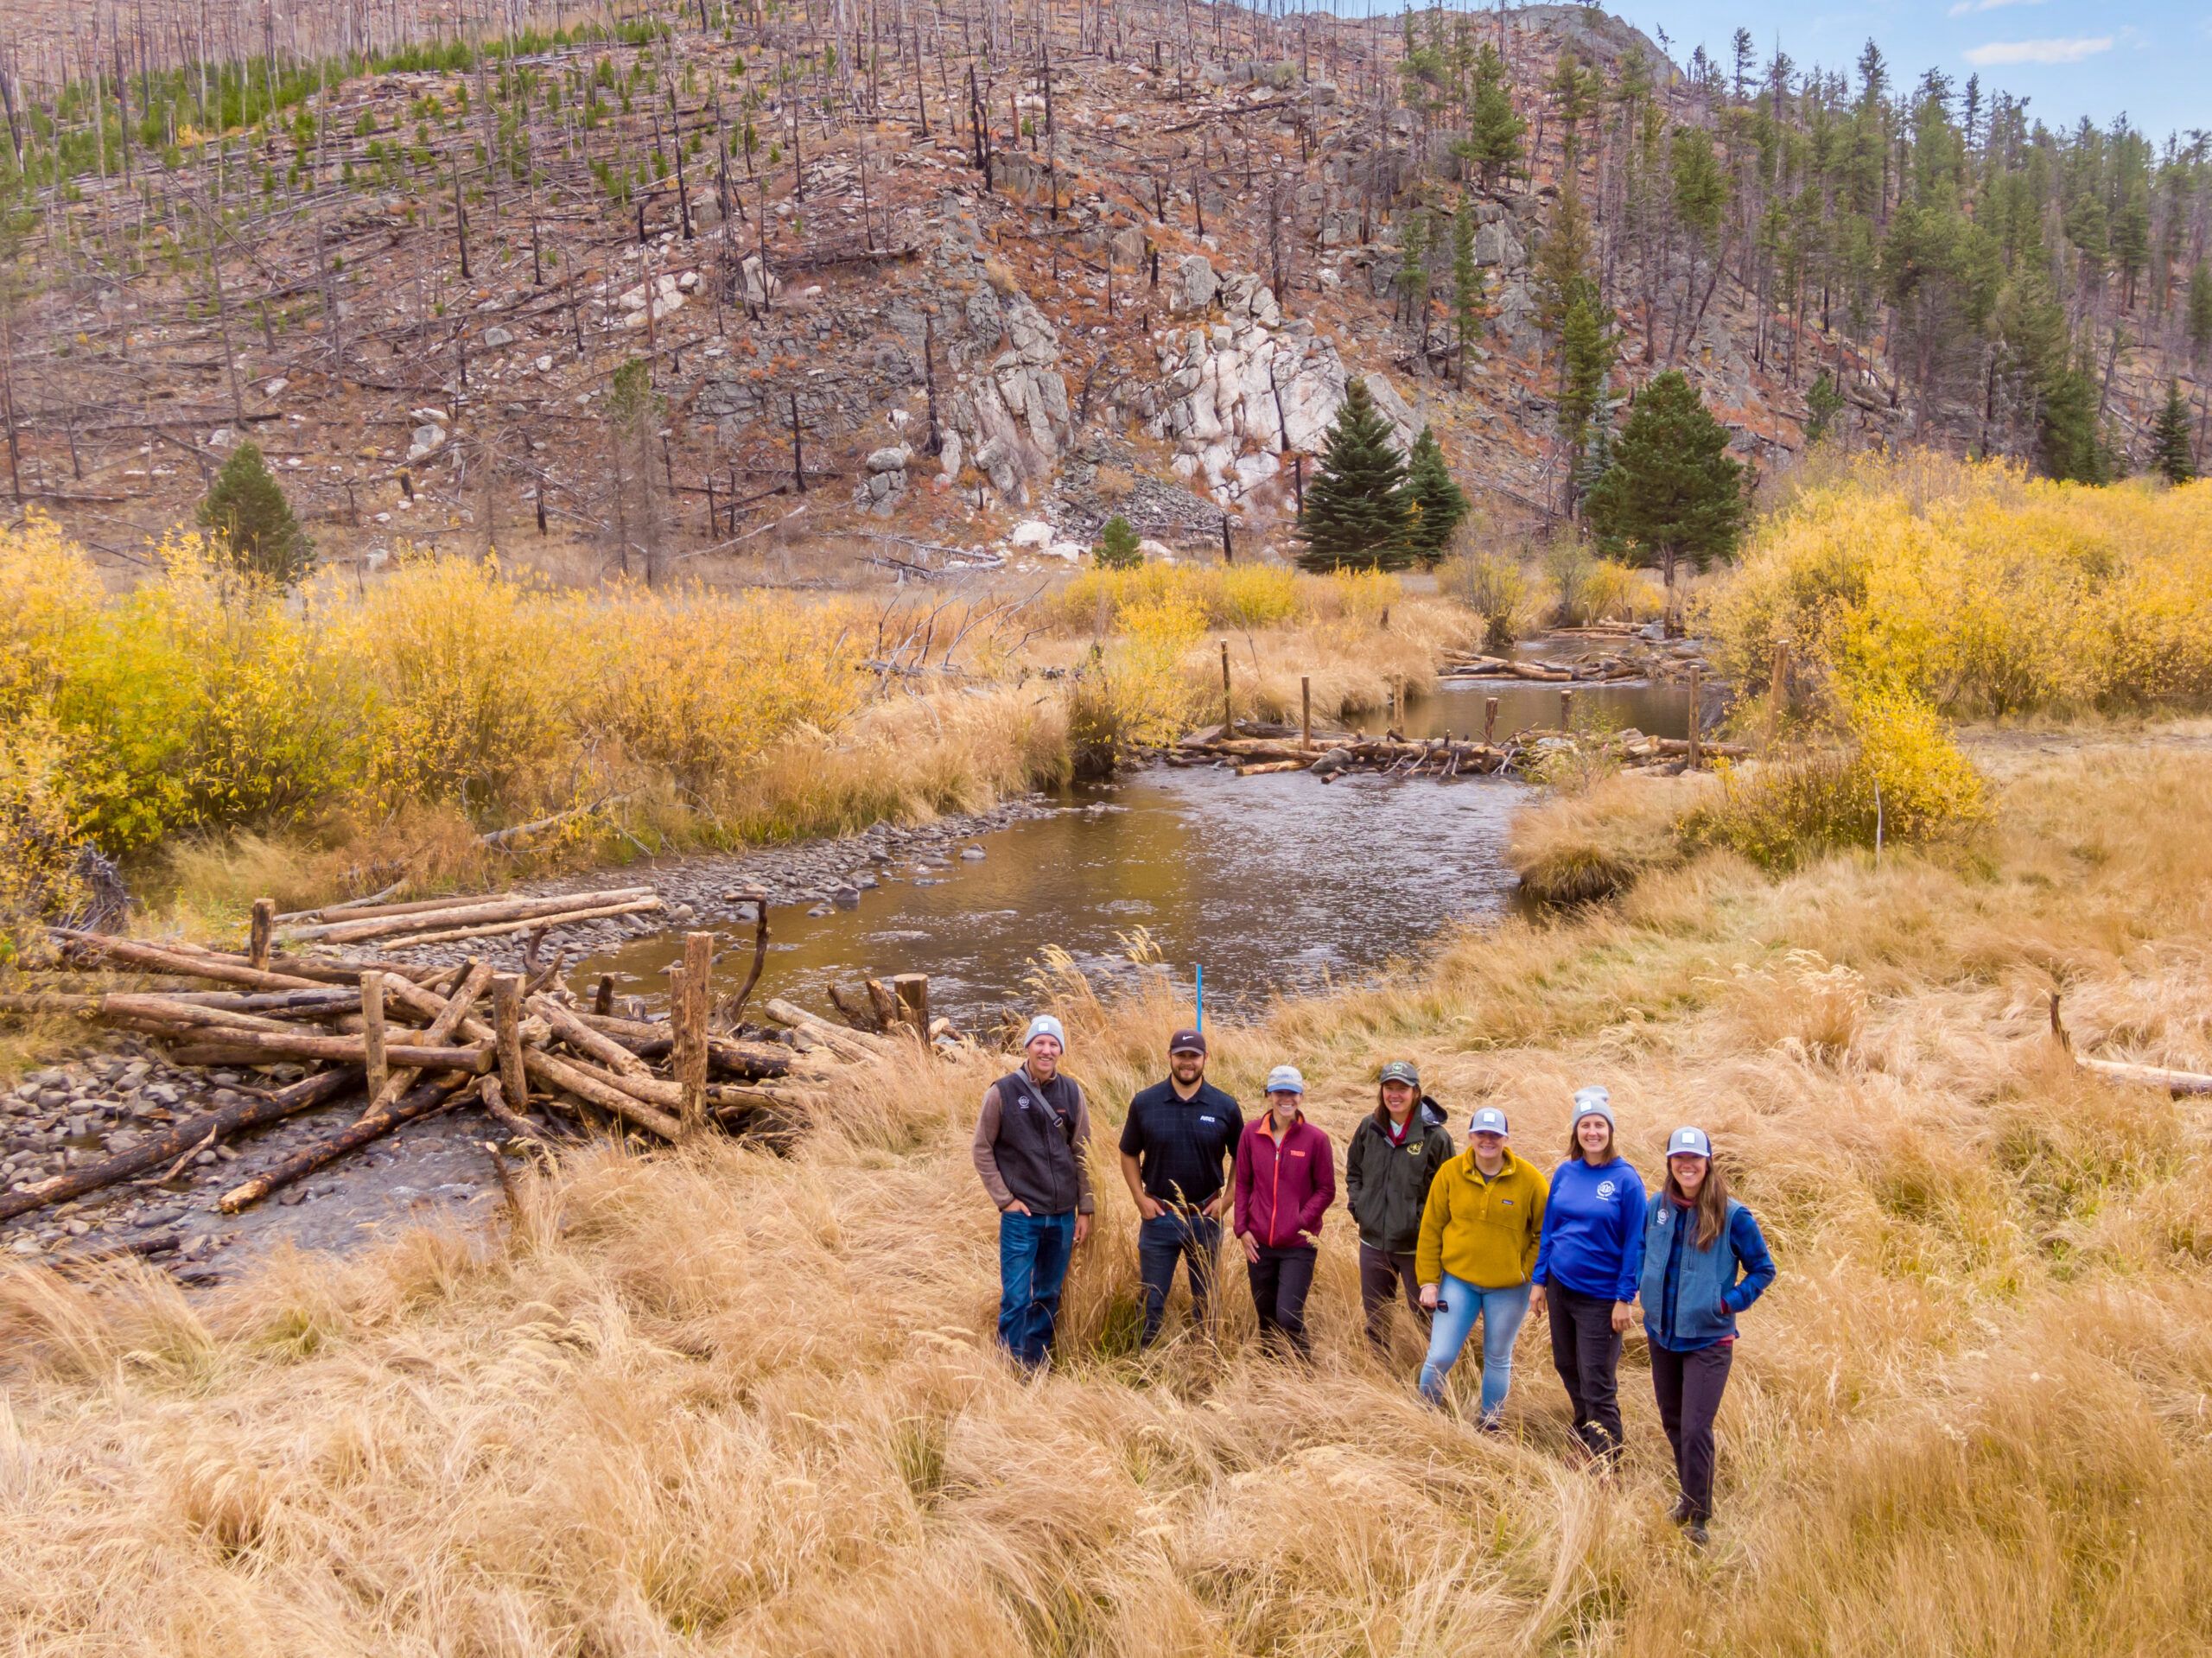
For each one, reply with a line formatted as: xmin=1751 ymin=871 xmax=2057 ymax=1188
xmin=1450 ymin=196 xmax=1484 ymax=387
xmin=1403 ymin=428 xmax=1469 ymax=567
xmin=1555 ymin=295 xmax=1617 ymax=510
xmin=2150 ymin=382 xmax=2196 ymax=485
xmin=1093 ymin=514 xmax=1142 ymax=569
xmin=1584 ymin=371 xmax=1746 ymax=629
xmin=1295 ymin=378 xmax=1413 ymax=572
xmin=198 ymin=440 xmax=315 ymax=584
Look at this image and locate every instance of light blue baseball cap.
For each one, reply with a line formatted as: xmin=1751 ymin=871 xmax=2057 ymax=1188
xmin=1468 ymin=1106 xmax=1509 ymax=1137
xmin=1668 ymin=1125 xmax=1713 ymax=1159
xmin=1264 ymin=1064 xmax=1306 ymax=1096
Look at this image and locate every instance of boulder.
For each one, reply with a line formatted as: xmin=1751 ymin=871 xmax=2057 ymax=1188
xmin=1172 ymin=254 xmax=1219 ymax=314
xmin=481 ymin=326 xmax=515 ymax=348
xmin=406 ymin=423 xmax=446 ymax=463
xmin=1008 ymin=520 xmax=1055 ymax=548
xmin=868 ymin=445 xmax=914 ymax=473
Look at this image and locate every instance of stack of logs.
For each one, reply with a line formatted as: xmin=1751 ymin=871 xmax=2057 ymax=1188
xmin=1174 ymin=719 xmax=1746 ymax=781
xmin=0 ymin=898 xmax=929 ymax=1228
xmin=1439 ymin=647 xmax=1697 ymax=684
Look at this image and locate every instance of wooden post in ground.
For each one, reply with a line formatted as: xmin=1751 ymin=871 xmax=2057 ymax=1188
xmin=360 ymin=971 xmax=388 ymax=1107
xmin=1560 ymin=688 xmax=1574 ymax=730
xmin=891 ymin=973 xmax=931 ymax=1036
xmin=493 ymin=973 xmax=528 ymax=1115
xmin=677 ymin=931 xmax=712 ymax=1139
xmin=1221 ymin=640 xmax=1233 ymax=732
xmin=1300 ymin=677 xmax=1312 ymax=749
xmin=248 ymin=899 xmax=275 ymax=970
xmin=593 ymin=974 xmax=615 ymax=1015
xmin=1484 ymin=696 xmax=1499 ymax=743
xmin=1686 ymin=665 xmax=1701 ymax=770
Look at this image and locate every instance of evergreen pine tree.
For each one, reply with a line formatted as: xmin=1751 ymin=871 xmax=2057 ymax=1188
xmin=1397 ymin=207 xmax=1431 ymax=359
xmin=1555 ymin=295 xmax=1616 ymax=508
xmin=1573 ymin=389 xmax=1617 ymax=508
xmin=2150 ymin=382 xmax=2196 ymax=485
xmin=198 ymin=441 xmax=315 ymax=584
xmin=1403 ymin=427 xmax=1469 ymax=566
xmin=1463 ymin=43 xmax=1524 ymax=188
xmin=1295 ymin=378 xmax=1413 ymax=573
xmin=1093 ymin=514 xmax=1142 ymax=568
xmin=2037 ymin=358 xmax=2110 ymax=484
xmin=1533 ymin=181 xmax=1595 ymax=345
xmin=1450 ymin=197 xmax=1484 ymax=387
xmin=1584 ymin=371 xmax=1746 ymax=629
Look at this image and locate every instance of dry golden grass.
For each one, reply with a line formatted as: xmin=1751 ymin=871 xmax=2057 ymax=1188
xmin=6 ymin=752 xmax=2212 ymax=1654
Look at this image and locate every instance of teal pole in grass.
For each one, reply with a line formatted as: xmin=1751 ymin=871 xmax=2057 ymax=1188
xmin=1195 ymin=965 xmax=1205 ymax=1031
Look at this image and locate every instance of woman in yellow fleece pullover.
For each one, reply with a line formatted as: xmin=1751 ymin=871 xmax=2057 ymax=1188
xmin=1414 ymin=1105 xmax=1548 ymax=1422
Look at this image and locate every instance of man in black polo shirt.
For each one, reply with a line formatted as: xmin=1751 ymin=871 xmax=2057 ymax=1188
xmin=1119 ymin=1028 xmax=1244 ymax=1349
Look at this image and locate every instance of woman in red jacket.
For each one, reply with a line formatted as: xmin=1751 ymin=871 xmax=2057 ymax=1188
xmin=1233 ymin=1064 xmax=1337 ymax=1358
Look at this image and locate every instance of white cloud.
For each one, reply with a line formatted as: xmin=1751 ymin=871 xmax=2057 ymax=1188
xmin=1964 ymin=35 xmax=2114 ymax=64
xmin=1947 ymin=0 xmax=2046 ymax=16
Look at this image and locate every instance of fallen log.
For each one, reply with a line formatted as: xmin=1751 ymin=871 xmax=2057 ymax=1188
xmin=1235 ymin=758 xmax=1314 ymax=776
xmin=2078 ymin=1057 xmax=2212 ymax=1096
xmin=528 ymin=993 xmax=655 ymax=1077
xmin=48 ymin=929 xmax=327 ymax=992
xmin=159 ymin=1025 xmax=492 ymax=1070
xmin=521 ymin=1047 xmax=683 ymax=1139
xmin=219 ymin=1072 xmax=472 ymax=1213
xmin=283 ymin=886 xmax=658 ymax=944
xmin=372 ymin=898 xmax=664 ymax=950
xmin=762 ymin=998 xmax=903 ymax=1063
xmin=0 ymin=1067 xmax=360 ymax=1223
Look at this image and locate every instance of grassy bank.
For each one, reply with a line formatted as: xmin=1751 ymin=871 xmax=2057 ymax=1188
xmin=3 ymin=734 xmax=2209 ymax=1652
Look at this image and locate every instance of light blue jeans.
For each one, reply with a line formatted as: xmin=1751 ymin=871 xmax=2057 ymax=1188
xmin=1418 ymin=1274 xmax=1533 ymax=1420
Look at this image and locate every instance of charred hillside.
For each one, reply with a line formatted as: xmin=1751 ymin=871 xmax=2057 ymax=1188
xmin=0 ymin=0 xmax=2203 ymax=573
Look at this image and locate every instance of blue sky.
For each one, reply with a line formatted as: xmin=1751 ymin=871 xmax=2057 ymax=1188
xmin=1611 ymin=0 xmax=2208 ymax=143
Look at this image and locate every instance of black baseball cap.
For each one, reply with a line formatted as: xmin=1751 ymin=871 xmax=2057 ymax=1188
xmin=1168 ymin=1028 xmax=1208 ymax=1056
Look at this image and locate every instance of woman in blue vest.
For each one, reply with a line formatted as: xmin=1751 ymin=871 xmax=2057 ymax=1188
xmin=1637 ymin=1126 xmax=1776 ymax=1547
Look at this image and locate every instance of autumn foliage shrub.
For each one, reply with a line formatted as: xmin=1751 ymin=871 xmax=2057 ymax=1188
xmin=1706 ymin=453 xmax=2212 ymax=715
xmin=1684 ymin=685 xmax=1989 ymax=869
xmin=0 ymin=518 xmax=991 ymax=886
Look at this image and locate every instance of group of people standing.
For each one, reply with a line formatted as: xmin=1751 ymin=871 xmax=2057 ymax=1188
xmin=974 ymin=1017 xmax=1778 ymax=1542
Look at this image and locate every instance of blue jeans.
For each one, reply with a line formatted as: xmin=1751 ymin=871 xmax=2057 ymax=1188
xmin=1418 ymin=1274 xmax=1533 ymax=1420
xmin=1137 ymin=1210 xmax=1221 ymax=1345
xmin=998 ymin=1209 xmax=1077 ymax=1369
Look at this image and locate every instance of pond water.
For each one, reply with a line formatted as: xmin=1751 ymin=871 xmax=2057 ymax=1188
xmin=570 ymin=673 xmax=1692 ymax=1030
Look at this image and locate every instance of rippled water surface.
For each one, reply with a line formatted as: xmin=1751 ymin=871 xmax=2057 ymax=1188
xmin=575 ymin=677 xmax=1691 ymax=1026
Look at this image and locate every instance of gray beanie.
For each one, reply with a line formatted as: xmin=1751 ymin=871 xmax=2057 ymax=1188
xmin=1572 ymin=1085 xmax=1614 ymax=1128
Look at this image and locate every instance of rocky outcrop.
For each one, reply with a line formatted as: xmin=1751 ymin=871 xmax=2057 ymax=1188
xmin=1145 ymin=268 xmax=1417 ymax=503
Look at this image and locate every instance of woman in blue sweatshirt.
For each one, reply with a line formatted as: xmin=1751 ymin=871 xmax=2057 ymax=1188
xmin=1638 ymin=1126 xmax=1777 ymax=1547
xmin=1529 ymin=1086 xmax=1646 ymax=1464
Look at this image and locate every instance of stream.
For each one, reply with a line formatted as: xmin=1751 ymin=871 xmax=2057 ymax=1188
xmin=569 ymin=672 xmax=1693 ymax=1027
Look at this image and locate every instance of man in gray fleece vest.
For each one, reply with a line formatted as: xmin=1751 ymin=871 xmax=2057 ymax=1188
xmin=973 ymin=1013 xmax=1094 ymax=1369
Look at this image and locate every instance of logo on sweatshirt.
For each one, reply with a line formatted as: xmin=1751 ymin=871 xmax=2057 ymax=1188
xmin=1597 ymin=1179 xmax=1618 ymax=1200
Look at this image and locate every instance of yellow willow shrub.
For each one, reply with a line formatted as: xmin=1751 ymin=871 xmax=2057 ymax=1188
xmin=42 ymin=542 xmax=362 ymax=850
xmin=0 ymin=512 xmax=105 ymax=718
xmin=0 ymin=715 xmax=87 ymax=950
xmin=1067 ymin=593 xmax=1206 ymax=772
xmin=567 ymin=587 xmax=866 ymax=797
xmin=1705 ymin=454 xmax=2212 ymax=715
xmin=1056 ymin=564 xmax=1315 ymax=634
xmin=1683 ymin=686 xmax=1986 ymax=870
xmin=351 ymin=556 xmax=573 ymax=814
